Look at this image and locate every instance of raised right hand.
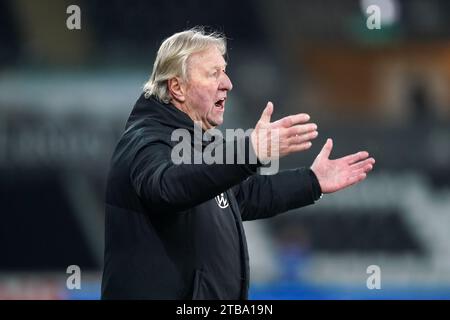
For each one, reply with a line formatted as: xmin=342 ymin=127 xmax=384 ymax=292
xmin=250 ymin=101 xmax=318 ymax=163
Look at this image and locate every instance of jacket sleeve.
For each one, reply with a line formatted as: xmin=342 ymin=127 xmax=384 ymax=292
xmin=232 ymin=168 xmax=322 ymax=221
xmin=130 ymin=135 xmax=261 ymax=212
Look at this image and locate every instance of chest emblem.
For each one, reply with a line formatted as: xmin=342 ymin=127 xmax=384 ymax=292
xmin=215 ymin=193 xmax=229 ymax=209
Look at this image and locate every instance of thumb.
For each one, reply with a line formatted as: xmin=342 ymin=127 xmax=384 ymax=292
xmin=319 ymin=138 xmax=333 ymax=159
xmin=259 ymin=101 xmax=273 ymax=124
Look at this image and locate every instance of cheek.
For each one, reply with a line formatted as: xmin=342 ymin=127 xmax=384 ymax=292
xmin=187 ymin=84 xmax=216 ymax=111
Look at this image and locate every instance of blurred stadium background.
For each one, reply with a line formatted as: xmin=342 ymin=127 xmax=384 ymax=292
xmin=1 ymin=0 xmax=450 ymax=299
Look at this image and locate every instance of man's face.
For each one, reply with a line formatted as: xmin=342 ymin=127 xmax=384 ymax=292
xmin=183 ymin=46 xmax=233 ymax=130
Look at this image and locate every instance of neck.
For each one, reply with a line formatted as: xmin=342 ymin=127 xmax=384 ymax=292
xmin=170 ymin=99 xmax=213 ymax=131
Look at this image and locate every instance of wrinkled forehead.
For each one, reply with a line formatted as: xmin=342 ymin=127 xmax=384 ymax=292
xmin=187 ymin=46 xmax=227 ymax=72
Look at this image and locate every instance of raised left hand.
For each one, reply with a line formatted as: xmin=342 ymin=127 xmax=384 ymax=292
xmin=310 ymin=138 xmax=375 ymax=194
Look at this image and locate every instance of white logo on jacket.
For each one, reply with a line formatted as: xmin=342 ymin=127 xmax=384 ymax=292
xmin=215 ymin=193 xmax=229 ymax=209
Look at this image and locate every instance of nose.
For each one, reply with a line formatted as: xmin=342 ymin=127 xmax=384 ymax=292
xmin=219 ymin=71 xmax=233 ymax=91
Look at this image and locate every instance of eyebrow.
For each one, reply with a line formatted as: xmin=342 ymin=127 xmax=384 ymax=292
xmin=212 ymin=63 xmax=227 ymax=70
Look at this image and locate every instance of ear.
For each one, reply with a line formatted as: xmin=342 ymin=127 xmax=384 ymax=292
xmin=168 ymin=77 xmax=186 ymax=103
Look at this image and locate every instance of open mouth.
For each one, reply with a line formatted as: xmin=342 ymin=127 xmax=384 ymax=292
xmin=214 ymin=98 xmax=226 ymax=110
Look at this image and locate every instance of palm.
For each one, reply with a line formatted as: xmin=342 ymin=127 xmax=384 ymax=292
xmin=311 ymin=139 xmax=375 ymax=194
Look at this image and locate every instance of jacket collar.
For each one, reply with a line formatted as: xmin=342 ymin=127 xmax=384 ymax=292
xmin=128 ymin=93 xmax=197 ymax=132
xmin=127 ymin=94 xmax=215 ymax=146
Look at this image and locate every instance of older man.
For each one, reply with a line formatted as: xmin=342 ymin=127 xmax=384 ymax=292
xmin=101 ymin=27 xmax=375 ymax=299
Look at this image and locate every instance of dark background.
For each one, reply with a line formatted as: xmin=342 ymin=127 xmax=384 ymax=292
xmin=0 ymin=0 xmax=449 ymax=299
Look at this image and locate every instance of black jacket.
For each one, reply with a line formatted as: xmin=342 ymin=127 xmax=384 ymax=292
xmin=101 ymin=94 xmax=321 ymax=299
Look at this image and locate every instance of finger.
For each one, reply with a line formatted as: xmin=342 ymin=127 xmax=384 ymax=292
xmin=318 ymin=138 xmax=333 ymax=159
xmin=341 ymin=151 xmax=369 ymax=165
xmin=287 ymin=141 xmax=312 ymax=153
xmin=286 ymin=130 xmax=318 ymax=145
xmin=350 ymin=158 xmax=375 ymax=171
xmin=351 ymin=164 xmax=373 ymax=176
xmin=346 ymin=172 xmax=367 ymax=187
xmin=259 ymin=101 xmax=273 ymax=124
xmin=284 ymin=123 xmax=317 ymax=138
xmin=273 ymin=113 xmax=311 ymax=128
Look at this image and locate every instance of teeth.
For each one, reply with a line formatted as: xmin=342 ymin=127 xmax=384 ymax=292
xmin=215 ymin=98 xmax=226 ymax=108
